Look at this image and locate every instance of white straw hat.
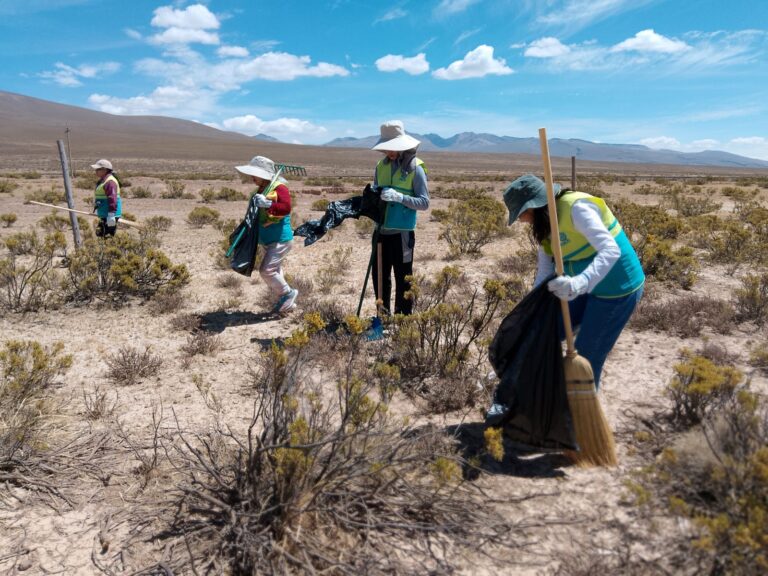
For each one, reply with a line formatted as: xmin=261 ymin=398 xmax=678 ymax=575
xmin=371 ymin=120 xmax=421 ymax=152
xmin=90 ymin=159 xmax=113 ymax=170
xmin=235 ymin=155 xmax=287 ymax=182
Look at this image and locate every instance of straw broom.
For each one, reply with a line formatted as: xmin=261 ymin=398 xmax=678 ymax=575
xmin=538 ymin=127 xmax=618 ymax=467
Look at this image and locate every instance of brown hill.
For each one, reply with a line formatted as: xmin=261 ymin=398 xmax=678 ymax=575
xmin=2 ymin=90 xmax=767 ymax=178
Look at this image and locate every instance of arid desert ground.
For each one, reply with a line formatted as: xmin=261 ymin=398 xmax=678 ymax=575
xmin=1 ymin=149 xmax=767 ymax=575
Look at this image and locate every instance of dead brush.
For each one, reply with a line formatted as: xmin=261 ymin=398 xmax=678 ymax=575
xmin=82 ymin=385 xmax=119 ymax=421
xmin=629 ymin=291 xmax=735 ymax=338
xmin=316 ymin=245 xmax=352 ymax=293
xmin=105 ymin=346 xmax=163 ymax=386
xmin=170 ymin=312 xmax=201 ymax=332
xmin=0 ymin=230 xmax=66 ymax=312
xmin=151 ymin=324 xmax=512 ymax=575
xmin=181 ymin=331 xmax=221 ymax=358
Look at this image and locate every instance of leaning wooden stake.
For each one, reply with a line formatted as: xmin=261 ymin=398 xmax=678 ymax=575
xmin=57 ymin=139 xmax=82 ymax=247
xmin=539 ymin=128 xmax=618 ymax=467
xmin=28 ymin=201 xmax=143 ymax=229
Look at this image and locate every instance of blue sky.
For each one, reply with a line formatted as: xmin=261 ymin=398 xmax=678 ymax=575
xmin=1 ymin=0 xmax=767 ymax=159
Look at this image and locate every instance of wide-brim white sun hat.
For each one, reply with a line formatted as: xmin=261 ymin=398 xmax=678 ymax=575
xmin=371 ymin=120 xmax=421 ymax=152
xmin=235 ymin=155 xmax=287 ymax=183
xmin=90 ymin=159 xmax=113 ymax=170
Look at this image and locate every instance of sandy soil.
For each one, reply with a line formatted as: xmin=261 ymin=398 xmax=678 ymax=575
xmin=0 ymin=165 xmax=766 ymax=575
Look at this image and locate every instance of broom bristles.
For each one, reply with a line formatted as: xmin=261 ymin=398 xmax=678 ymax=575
xmin=563 ymin=354 xmax=618 ymax=467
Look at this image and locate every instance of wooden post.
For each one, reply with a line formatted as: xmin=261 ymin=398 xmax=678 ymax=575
xmin=64 ymin=127 xmax=74 ymax=178
xmin=57 ymin=139 xmax=82 ymax=248
xmin=571 ymin=155 xmax=576 ymax=190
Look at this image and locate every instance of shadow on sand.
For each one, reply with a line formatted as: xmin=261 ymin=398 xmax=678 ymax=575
xmin=446 ymin=421 xmax=569 ymax=479
xmin=198 ymin=310 xmax=279 ymax=333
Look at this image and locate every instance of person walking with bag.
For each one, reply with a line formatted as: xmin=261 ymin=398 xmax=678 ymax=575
xmin=91 ymin=159 xmax=122 ymax=237
xmin=502 ymin=174 xmax=645 ymax=389
xmin=235 ymin=155 xmax=298 ymax=313
xmin=370 ymin=120 xmax=430 ymax=316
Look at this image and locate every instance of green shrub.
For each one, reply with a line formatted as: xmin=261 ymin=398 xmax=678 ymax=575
xmin=611 ymin=199 xmax=685 ymax=247
xmin=311 ymin=198 xmax=330 ymax=211
xmin=25 ymin=187 xmax=65 ymax=205
xmin=389 ymin=267 xmax=511 ymax=411
xmin=199 ymin=187 xmax=216 ymax=203
xmin=666 ymin=191 xmax=722 ymax=217
xmin=186 ymin=206 xmax=220 ymax=228
xmin=668 ymin=351 xmax=742 ymax=428
xmin=216 ymin=186 xmax=246 ymax=201
xmin=0 ymin=340 xmax=72 ymax=464
xmin=144 ymin=215 xmax=172 ymax=233
xmin=431 ymin=185 xmax=490 ymax=200
xmin=0 ymin=180 xmax=19 ymax=194
xmin=438 ymin=196 xmax=508 ymax=257
xmin=64 ymin=233 xmax=190 ymax=305
xmin=129 ymin=185 xmax=153 ymax=199
xmin=1 ymin=213 xmax=17 ymax=227
xmin=734 ymin=272 xmax=768 ymax=326
xmin=161 ymin=179 xmax=185 ymax=199
xmin=640 ymin=235 xmax=699 ymax=289
xmin=701 ymin=220 xmax=758 ymax=275
xmin=74 ymin=174 xmax=99 ymax=189
xmin=0 ymin=231 xmax=65 ymax=312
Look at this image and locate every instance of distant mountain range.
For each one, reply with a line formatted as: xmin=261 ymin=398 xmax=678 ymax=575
xmin=324 ymin=133 xmax=768 ymax=169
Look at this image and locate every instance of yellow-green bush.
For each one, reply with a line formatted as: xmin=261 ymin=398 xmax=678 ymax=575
xmin=438 ymin=196 xmax=508 ymax=257
xmin=311 ymin=198 xmax=329 ymax=211
xmin=186 ymin=206 xmax=220 ymax=228
xmin=216 ymin=186 xmax=246 ymax=201
xmin=64 ymin=233 xmax=189 ymax=304
xmin=0 ymin=179 xmax=20 ymax=194
xmin=0 ymin=213 xmax=17 ymax=227
xmin=641 ymin=235 xmax=699 ymax=289
xmin=161 ymin=179 xmax=185 ymax=199
xmin=668 ymin=351 xmax=743 ymax=428
xmin=0 ymin=230 xmax=65 ymax=312
xmin=734 ymin=272 xmax=768 ymax=326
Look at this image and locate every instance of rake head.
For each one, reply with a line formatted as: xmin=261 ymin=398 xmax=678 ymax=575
xmin=276 ymin=164 xmax=307 ymax=176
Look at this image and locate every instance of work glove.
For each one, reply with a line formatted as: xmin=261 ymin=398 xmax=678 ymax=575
xmin=253 ymin=194 xmax=272 ymax=208
xmin=106 ymin=212 xmax=116 ymax=227
xmin=547 ymin=274 xmax=589 ymax=301
xmin=380 ymin=188 xmax=404 ymax=204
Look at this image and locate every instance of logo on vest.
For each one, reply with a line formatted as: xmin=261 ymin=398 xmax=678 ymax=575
xmin=559 ymin=231 xmax=570 ymax=245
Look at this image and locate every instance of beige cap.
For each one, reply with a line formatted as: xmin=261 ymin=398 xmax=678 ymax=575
xmin=90 ymin=159 xmax=113 ymax=170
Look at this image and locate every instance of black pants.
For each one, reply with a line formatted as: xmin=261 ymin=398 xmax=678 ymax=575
xmin=372 ymin=231 xmax=415 ymax=315
xmin=95 ymin=219 xmax=117 ymax=237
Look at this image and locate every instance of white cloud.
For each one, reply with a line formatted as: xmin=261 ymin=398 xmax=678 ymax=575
xmin=39 ymin=61 xmax=121 ymax=87
xmin=691 ymin=139 xmax=719 ymax=149
xmin=218 ymin=45 xmax=249 ymax=58
xmin=150 ymin=27 xmax=220 ymax=45
xmin=251 ymin=40 xmax=282 ymax=52
xmin=537 ymin=0 xmax=654 ymax=32
xmin=149 ymin=3 xmax=220 ymax=45
xmin=88 ymin=85 xmax=217 ymax=116
xmin=525 ymin=37 xmax=570 ymax=58
xmin=375 ymin=8 xmax=407 ymax=23
xmin=640 ymin=136 xmax=681 ymax=150
xmin=234 ymin=52 xmax=349 ymax=81
xmin=611 ymin=29 xmax=689 ymax=53
xmin=731 ymin=136 xmax=766 ymax=145
xmin=151 ymin=4 xmax=219 ymax=30
xmin=454 ymin=28 xmax=482 ymax=46
xmin=124 ymin=28 xmax=142 ymax=41
xmin=218 ymin=114 xmax=328 ymax=142
xmin=433 ymin=45 xmax=512 ymax=80
xmin=436 ymin=0 xmax=481 ymax=15
xmin=375 ymin=53 xmax=430 ymax=75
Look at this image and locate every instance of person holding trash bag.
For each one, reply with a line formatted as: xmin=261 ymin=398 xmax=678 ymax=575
xmin=235 ymin=155 xmax=298 ymax=313
xmin=91 ymin=159 xmax=122 ymax=237
xmin=503 ymin=174 xmax=645 ymax=390
xmin=370 ymin=120 xmax=430 ymax=316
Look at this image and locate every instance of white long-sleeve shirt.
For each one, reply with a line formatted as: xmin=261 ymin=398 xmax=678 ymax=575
xmin=533 ymin=199 xmax=621 ymax=293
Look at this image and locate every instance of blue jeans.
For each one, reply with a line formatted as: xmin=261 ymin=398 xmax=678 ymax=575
xmin=560 ymin=287 xmax=643 ymax=389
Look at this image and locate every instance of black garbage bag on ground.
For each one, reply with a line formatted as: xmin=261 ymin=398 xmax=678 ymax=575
xmin=294 ymin=184 xmax=387 ymax=246
xmin=227 ymin=196 xmax=261 ymax=276
xmin=487 ymin=278 xmax=577 ymax=451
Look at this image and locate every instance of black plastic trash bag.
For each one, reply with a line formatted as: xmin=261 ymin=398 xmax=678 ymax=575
xmin=226 ymin=196 xmax=261 ymax=276
xmin=487 ymin=278 xmax=577 ymax=451
xmin=294 ymin=184 xmax=387 ymax=246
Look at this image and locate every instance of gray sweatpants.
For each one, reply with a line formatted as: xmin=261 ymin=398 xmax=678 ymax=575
xmin=259 ymin=241 xmax=292 ymax=296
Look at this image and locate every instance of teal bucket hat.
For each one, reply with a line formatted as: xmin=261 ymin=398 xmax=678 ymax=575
xmin=502 ymin=174 xmax=561 ymax=225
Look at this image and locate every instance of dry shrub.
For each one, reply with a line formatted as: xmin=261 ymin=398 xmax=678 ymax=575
xmin=199 ymin=187 xmax=216 ymax=203
xmin=733 ymin=272 xmax=768 ymax=326
xmin=310 ymin=198 xmax=329 ymax=211
xmin=161 ymin=179 xmax=185 ymax=199
xmin=700 ymin=220 xmax=759 ymax=275
xmin=82 ymin=385 xmax=118 ymax=421
xmin=1 ymin=213 xmax=17 ymax=227
xmin=0 ymin=179 xmax=20 ymax=194
xmin=0 ymin=340 xmax=72 ymax=477
xmin=105 ymin=346 xmax=163 ymax=386
xmin=630 ymin=292 xmax=735 ymax=338
xmin=497 ymin=244 xmax=538 ymax=281
xmin=640 ymin=391 xmax=768 ymax=575
xmin=170 ymin=312 xmax=201 ymax=332
xmin=431 ymin=185 xmax=490 ymax=200
xmin=611 ymin=199 xmax=685 ymax=248
xmin=186 ymin=206 xmax=220 ymax=228
xmin=216 ymin=186 xmax=246 ymax=201
xmin=25 ymin=186 xmax=66 ymax=205
xmin=181 ymin=331 xmax=221 ymax=358
xmin=144 ymin=215 xmax=172 ymax=234
xmin=749 ymin=342 xmax=768 ymax=373
xmin=665 ymin=190 xmax=722 ymax=217
xmin=640 ymin=235 xmax=699 ymax=289
xmin=215 ymin=274 xmax=242 ymax=289
xmin=147 ymin=289 xmax=185 ymax=315
xmin=154 ymin=326 xmax=509 ymax=575
xmin=389 ymin=266 xmax=511 ymax=412
xmin=667 ymin=351 xmax=743 ymax=429
xmin=316 ymin=246 xmax=352 ymax=293
xmin=0 ymin=230 xmax=65 ymax=312
xmin=64 ymin=233 xmax=190 ymax=305
xmin=354 ymin=216 xmax=374 ymax=238
xmin=129 ymin=185 xmax=153 ymax=198
xmin=438 ymin=196 xmax=508 ymax=257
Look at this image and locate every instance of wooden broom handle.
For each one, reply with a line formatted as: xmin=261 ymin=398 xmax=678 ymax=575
xmin=538 ymin=128 xmax=577 ymax=356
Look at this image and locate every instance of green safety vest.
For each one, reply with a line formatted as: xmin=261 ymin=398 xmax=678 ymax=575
xmin=94 ymin=174 xmax=122 ymax=218
xmin=376 ymin=157 xmax=426 ymax=231
xmin=542 ymin=191 xmax=645 ymax=298
xmin=257 ymin=180 xmax=293 ymax=245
